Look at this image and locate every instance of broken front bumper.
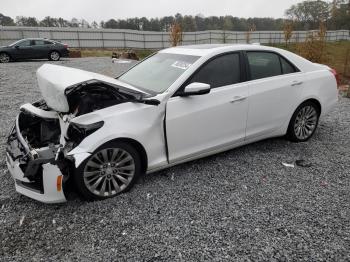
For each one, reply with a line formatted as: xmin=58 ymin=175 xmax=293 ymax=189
xmin=6 ymin=120 xmax=67 ymax=204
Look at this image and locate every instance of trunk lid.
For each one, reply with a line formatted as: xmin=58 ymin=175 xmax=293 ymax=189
xmin=36 ymin=64 xmax=147 ymax=112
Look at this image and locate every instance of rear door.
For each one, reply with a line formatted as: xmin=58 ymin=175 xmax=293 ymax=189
xmin=32 ymin=40 xmax=51 ymax=58
xmin=245 ymin=51 xmax=303 ymax=139
xmin=166 ymin=52 xmax=249 ymax=162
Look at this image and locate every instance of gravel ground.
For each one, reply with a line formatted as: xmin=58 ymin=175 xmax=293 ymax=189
xmin=0 ymin=57 xmax=350 ymax=261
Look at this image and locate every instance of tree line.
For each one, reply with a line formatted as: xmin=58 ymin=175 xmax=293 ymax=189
xmin=0 ymin=0 xmax=349 ymax=31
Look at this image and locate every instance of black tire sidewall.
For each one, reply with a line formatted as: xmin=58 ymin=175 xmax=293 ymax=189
xmin=287 ymin=101 xmax=320 ymax=142
xmin=49 ymin=51 xmax=60 ymax=61
xmin=0 ymin=53 xmax=10 ymax=63
xmin=73 ymin=141 xmax=142 ymax=201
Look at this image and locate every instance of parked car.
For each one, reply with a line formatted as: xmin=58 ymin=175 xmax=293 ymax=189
xmin=6 ymin=44 xmax=338 ymax=203
xmin=0 ymin=38 xmax=69 ymax=63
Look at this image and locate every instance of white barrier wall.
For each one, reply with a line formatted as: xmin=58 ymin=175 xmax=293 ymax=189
xmin=0 ymin=26 xmax=349 ymax=49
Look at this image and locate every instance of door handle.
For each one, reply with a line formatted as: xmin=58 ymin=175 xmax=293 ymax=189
xmin=230 ymin=96 xmax=247 ymax=103
xmin=291 ymin=81 xmax=303 ymax=86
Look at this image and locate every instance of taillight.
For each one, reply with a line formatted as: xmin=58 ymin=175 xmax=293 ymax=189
xmin=63 ymin=44 xmax=68 ymax=49
xmin=330 ymin=68 xmax=340 ymax=86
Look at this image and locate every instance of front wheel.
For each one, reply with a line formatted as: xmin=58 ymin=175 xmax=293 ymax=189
xmin=0 ymin=53 xmax=10 ymax=63
xmin=74 ymin=141 xmax=141 ymax=201
xmin=287 ymin=101 xmax=320 ymax=142
xmin=49 ymin=51 xmax=60 ymax=61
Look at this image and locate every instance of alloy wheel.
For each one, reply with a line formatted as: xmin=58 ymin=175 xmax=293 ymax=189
xmin=0 ymin=53 xmax=10 ymax=63
xmin=50 ymin=51 xmax=60 ymax=61
xmin=293 ymin=105 xmax=318 ymax=140
xmin=83 ymin=148 xmax=135 ymax=197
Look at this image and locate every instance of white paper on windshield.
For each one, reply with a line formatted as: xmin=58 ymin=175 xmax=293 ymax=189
xmin=171 ymin=61 xmax=192 ymax=70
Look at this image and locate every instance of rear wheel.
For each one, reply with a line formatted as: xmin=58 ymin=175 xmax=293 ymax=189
xmin=74 ymin=141 xmax=141 ymax=201
xmin=49 ymin=51 xmax=60 ymax=61
xmin=0 ymin=53 xmax=10 ymax=63
xmin=287 ymin=101 xmax=320 ymax=142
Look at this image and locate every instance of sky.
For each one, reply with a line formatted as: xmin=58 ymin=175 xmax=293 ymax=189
xmin=1 ymin=0 xmax=304 ymax=22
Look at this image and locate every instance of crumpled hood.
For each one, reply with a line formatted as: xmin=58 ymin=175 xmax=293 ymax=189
xmin=36 ymin=64 xmax=145 ymax=112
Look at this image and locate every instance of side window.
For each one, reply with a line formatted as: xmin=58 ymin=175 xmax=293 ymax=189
xmin=189 ymin=53 xmax=241 ymax=88
xmin=44 ymin=41 xmax=53 ymax=45
xmin=34 ymin=40 xmax=45 ymax=45
xmin=17 ymin=40 xmax=31 ymax=47
xmin=247 ymin=52 xmax=282 ymax=80
xmin=280 ymin=57 xmax=297 ymax=74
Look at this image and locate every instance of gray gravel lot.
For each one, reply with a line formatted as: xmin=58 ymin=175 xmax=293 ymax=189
xmin=0 ymin=57 xmax=350 ymax=261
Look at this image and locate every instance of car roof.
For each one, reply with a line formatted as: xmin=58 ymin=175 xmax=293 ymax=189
xmin=160 ymin=44 xmax=277 ymax=56
xmin=20 ymin=38 xmax=55 ymax=41
xmin=160 ymin=43 xmax=317 ymax=72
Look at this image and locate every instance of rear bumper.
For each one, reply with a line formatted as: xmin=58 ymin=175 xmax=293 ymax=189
xmin=61 ymin=49 xmax=69 ymax=58
xmin=6 ymin=122 xmax=67 ymax=204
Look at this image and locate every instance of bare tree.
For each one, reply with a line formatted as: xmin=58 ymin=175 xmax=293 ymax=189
xmin=169 ymin=22 xmax=183 ymax=47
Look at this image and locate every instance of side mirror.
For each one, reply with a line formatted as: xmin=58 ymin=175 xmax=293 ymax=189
xmin=180 ymin=82 xmax=211 ymax=97
xmin=15 ymin=45 xmax=19 ymax=49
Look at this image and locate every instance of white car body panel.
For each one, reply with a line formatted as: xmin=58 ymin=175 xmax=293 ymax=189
xmin=166 ymin=82 xmax=249 ymax=162
xmin=67 ymin=102 xmax=168 ymax=170
xmin=245 ymin=73 xmax=304 ymax=139
xmin=6 ymin=44 xmax=338 ymax=203
xmin=36 ymin=64 xmax=146 ymax=112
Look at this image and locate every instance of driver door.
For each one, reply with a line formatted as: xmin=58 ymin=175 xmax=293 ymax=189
xmin=166 ymin=52 xmax=249 ymax=163
xmin=13 ymin=40 xmax=34 ymax=59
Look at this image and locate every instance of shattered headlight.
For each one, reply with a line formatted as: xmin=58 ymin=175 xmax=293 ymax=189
xmin=66 ymin=121 xmax=104 ymax=146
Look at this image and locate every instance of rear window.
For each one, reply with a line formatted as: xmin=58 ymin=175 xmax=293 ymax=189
xmin=280 ymin=57 xmax=297 ymax=74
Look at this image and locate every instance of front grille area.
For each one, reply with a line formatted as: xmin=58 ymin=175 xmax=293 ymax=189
xmin=7 ymin=123 xmax=44 ymax=194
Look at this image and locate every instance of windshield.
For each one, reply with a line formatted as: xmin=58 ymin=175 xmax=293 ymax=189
xmin=9 ymin=40 xmax=25 ymax=46
xmin=118 ymin=53 xmax=200 ymax=93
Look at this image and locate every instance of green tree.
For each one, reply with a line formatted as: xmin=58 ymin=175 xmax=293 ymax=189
xmin=0 ymin=13 xmax=15 ymax=26
xmin=285 ymin=0 xmax=331 ymax=29
xmin=15 ymin=16 xmax=39 ymax=26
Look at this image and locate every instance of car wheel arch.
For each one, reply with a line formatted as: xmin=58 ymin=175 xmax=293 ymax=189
xmin=283 ymin=98 xmax=322 ymax=135
xmin=0 ymin=51 xmax=11 ymax=59
xmin=50 ymin=49 xmax=61 ymax=55
xmin=297 ymin=98 xmax=322 ymax=115
xmin=95 ymin=137 xmax=148 ymax=174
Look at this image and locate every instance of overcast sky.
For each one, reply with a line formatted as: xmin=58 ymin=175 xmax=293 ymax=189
xmin=2 ymin=0 xmax=303 ymax=22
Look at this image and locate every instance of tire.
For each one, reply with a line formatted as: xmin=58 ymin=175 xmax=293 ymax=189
xmin=73 ymin=141 xmax=141 ymax=201
xmin=49 ymin=51 xmax=60 ymax=61
xmin=0 ymin=53 xmax=10 ymax=63
xmin=287 ymin=101 xmax=320 ymax=142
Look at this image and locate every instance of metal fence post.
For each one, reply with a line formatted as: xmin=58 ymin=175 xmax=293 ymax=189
xmin=76 ymin=30 xmax=81 ymax=48
xmin=162 ymin=33 xmax=165 ymax=48
xmin=101 ymin=31 xmax=105 ymax=49
xmin=143 ymin=33 xmax=146 ymax=49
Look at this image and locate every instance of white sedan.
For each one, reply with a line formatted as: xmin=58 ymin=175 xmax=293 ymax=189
xmin=6 ymin=44 xmax=338 ymax=203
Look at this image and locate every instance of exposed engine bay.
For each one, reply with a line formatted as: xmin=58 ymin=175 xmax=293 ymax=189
xmin=66 ymin=82 xmax=137 ymax=116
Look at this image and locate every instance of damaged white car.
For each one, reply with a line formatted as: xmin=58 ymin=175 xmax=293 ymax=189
xmin=6 ymin=44 xmax=338 ymax=203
